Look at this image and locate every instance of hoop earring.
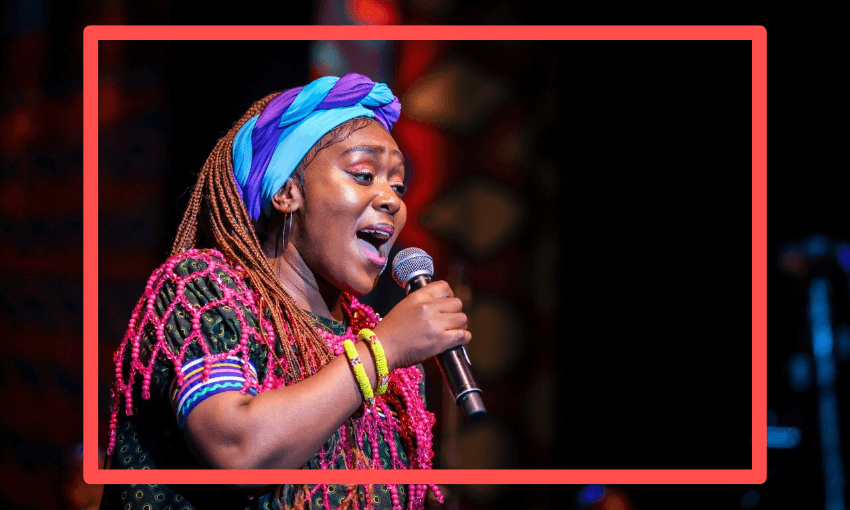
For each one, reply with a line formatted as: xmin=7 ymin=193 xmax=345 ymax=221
xmin=282 ymin=206 xmax=293 ymax=249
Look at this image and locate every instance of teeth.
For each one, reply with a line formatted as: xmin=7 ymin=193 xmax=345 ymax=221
xmin=361 ymin=229 xmax=391 ymax=240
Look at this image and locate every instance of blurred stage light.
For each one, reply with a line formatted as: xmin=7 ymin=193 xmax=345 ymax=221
xmin=311 ymin=41 xmax=343 ymax=74
xmin=766 ymin=426 xmax=801 ymax=449
xmin=805 ymin=234 xmax=829 ymax=258
xmin=788 ymin=352 xmax=812 ymax=392
xmin=577 ymin=484 xmax=605 ymax=505
xmin=348 ymin=0 xmax=400 ymax=25
xmin=838 ymin=245 xmax=850 ymax=270
xmin=810 ymin=280 xmax=834 ymax=359
xmin=808 ymin=278 xmax=847 ymax=510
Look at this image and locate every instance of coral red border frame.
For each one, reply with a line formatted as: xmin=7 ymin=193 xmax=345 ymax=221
xmin=83 ymin=25 xmax=767 ymax=485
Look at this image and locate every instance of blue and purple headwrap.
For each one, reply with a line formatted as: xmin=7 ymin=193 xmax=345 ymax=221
xmin=231 ymin=73 xmax=401 ymax=221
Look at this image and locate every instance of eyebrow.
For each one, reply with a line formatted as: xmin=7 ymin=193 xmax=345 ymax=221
xmin=339 ymin=145 xmax=404 ymax=161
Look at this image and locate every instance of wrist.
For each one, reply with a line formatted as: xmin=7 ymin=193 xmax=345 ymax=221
xmin=343 ymin=339 xmax=375 ymax=406
xmin=357 ymin=328 xmax=389 ymax=396
xmin=354 ymin=341 xmax=378 ymax=386
xmin=370 ymin=324 xmax=398 ymax=372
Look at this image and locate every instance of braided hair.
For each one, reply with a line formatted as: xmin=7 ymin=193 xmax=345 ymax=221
xmin=171 ymin=92 xmax=378 ymax=384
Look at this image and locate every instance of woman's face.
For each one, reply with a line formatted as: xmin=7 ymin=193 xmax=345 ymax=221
xmin=294 ymin=120 xmax=407 ymax=295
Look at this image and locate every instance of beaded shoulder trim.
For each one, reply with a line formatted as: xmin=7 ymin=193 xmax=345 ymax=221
xmin=107 ymin=248 xmax=268 ymax=454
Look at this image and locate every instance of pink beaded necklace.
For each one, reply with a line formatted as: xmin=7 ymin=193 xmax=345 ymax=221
xmin=311 ymin=294 xmax=444 ymax=509
xmin=107 ymin=249 xmax=443 ymax=510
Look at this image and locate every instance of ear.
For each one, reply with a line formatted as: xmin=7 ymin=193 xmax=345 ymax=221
xmin=269 ymin=177 xmax=303 ymax=215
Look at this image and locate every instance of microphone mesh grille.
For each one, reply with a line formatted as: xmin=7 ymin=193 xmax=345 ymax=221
xmin=392 ymin=247 xmax=434 ymax=288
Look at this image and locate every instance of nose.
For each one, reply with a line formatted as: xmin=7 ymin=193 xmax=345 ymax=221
xmin=373 ymin=181 xmax=402 ymax=215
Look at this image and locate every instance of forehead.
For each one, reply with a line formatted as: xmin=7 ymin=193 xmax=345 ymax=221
xmin=329 ymin=121 xmax=401 ymax=157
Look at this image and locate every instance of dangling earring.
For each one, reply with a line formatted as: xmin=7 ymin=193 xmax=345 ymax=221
xmin=282 ymin=206 xmax=293 ymax=249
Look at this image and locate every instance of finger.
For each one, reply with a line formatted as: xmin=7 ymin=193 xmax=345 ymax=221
xmin=425 ymin=281 xmax=454 ymax=299
xmin=431 ymin=297 xmax=464 ymax=313
xmin=439 ymin=312 xmax=468 ymax=330
xmin=445 ymin=329 xmax=472 ymax=347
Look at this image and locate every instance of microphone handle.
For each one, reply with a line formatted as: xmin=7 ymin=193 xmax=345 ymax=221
xmin=437 ymin=347 xmax=486 ymax=422
xmin=405 ymin=274 xmax=487 ymax=422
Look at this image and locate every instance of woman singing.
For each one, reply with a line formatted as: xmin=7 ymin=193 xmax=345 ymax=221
xmin=100 ymin=73 xmax=470 ymax=510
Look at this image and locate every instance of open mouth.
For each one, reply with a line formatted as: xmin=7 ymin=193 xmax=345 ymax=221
xmin=356 ymin=225 xmax=393 ymax=267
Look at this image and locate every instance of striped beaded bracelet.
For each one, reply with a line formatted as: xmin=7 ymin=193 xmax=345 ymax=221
xmin=357 ymin=328 xmax=389 ymax=396
xmin=343 ymin=339 xmax=375 ymax=406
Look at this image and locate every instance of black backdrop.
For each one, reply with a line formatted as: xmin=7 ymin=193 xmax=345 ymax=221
xmin=101 ymin=39 xmax=752 ymax=470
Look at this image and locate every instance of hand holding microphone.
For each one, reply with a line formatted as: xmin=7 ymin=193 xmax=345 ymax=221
xmin=377 ymin=248 xmax=485 ymax=422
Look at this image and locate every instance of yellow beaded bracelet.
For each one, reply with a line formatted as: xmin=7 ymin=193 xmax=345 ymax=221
xmin=343 ymin=339 xmax=375 ymax=406
xmin=357 ymin=328 xmax=389 ymax=396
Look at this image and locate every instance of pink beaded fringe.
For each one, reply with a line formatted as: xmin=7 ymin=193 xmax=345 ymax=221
xmin=107 ymin=248 xmax=443 ymax=509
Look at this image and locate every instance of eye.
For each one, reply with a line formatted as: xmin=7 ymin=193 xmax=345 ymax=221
xmin=347 ymin=170 xmax=374 ymax=183
xmin=392 ymin=183 xmax=407 ymax=196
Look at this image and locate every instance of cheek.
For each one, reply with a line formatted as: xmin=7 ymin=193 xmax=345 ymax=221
xmin=305 ymin=185 xmax=361 ymax=233
xmin=396 ymin=202 xmax=408 ymax=231
xmin=300 ymin=192 xmax=370 ymax=272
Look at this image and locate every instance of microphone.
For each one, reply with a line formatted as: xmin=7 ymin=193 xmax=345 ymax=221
xmin=392 ymin=247 xmax=486 ymax=422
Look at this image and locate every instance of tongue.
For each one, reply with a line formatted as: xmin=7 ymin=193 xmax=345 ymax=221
xmin=358 ymin=238 xmax=380 ymax=257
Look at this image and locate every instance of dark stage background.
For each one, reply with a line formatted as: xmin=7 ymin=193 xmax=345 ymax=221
xmin=0 ymin=5 xmax=840 ymax=510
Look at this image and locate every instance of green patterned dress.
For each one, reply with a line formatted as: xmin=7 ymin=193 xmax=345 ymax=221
xmin=99 ymin=252 xmax=425 ymax=510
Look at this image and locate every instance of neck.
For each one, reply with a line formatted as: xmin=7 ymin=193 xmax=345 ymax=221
xmin=264 ymin=245 xmax=346 ymax=323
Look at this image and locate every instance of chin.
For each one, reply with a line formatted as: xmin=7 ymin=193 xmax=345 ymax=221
xmin=336 ymin=273 xmax=379 ymax=297
xmin=356 ymin=277 xmax=381 ymax=296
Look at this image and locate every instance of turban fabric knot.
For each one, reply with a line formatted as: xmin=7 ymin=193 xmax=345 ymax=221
xmin=231 ymin=73 xmax=401 ymax=221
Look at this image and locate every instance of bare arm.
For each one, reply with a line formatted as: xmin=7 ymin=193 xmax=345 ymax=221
xmin=183 ymin=340 xmax=377 ymax=470
xmin=181 ymin=281 xmax=470 ymax=470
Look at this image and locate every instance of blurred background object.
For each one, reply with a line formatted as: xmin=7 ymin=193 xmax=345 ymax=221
xmin=1 ymin=5 xmax=834 ymax=510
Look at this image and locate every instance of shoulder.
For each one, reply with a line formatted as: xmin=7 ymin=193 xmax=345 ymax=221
xmin=142 ymin=248 xmax=259 ymax=305
xmin=152 ymin=248 xmax=247 ymax=285
xmin=135 ymin=249 xmax=266 ymax=360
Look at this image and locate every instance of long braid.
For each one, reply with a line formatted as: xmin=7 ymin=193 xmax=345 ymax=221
xmin=170 ymin=92 xmax=332 ymax=383
xmin=167 ymin=93 xmax=419 ymax=509
xmin=106 ymin=75 xmax=440 ymax=509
